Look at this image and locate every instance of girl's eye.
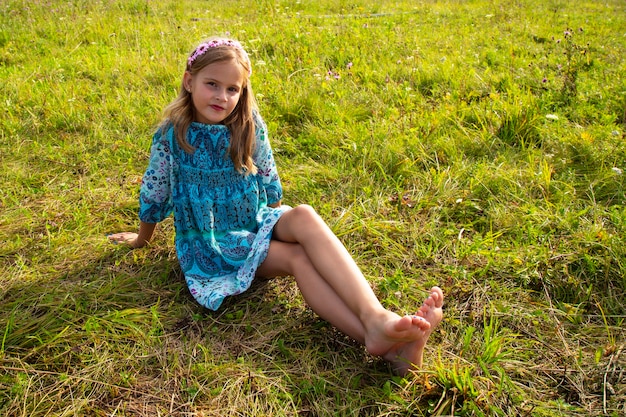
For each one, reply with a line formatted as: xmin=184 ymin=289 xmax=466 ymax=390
xmin=228 ymin=87 xmax=239 ymax=93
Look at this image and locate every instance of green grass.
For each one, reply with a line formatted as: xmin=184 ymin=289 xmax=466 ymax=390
xmin=1 ymin=0 xmax=625 ymax=415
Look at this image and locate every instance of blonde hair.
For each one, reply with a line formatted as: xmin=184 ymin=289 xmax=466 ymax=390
xmin=160 ymin=38 xmax=257 ymax=174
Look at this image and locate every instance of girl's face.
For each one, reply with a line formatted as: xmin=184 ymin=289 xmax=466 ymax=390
xmin=184 ymin=60 xmax=245 ymax=125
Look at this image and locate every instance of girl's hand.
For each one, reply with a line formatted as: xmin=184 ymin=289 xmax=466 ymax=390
xmin=108 ymin=222 xmax=156 ymax=249
xmin=108 ymin=232 xmax=142 ymax=248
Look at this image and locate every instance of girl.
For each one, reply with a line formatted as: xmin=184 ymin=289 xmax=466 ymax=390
xmin=108 ymin=38 xmax=443 ymax=376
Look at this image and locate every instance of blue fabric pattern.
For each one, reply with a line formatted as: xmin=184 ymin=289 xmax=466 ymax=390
xmin=138 ymin=113 xmax=288 ymax=310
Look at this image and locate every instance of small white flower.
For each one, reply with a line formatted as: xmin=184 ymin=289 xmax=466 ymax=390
xmin=545 ymin=114 xmax=559 ymax=121
xmin=455 ymin=198 xmax=463 ymax=204
xmin=611 ymin=167 xmax=623 ymax=175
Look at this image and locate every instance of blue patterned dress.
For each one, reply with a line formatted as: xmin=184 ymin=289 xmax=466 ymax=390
xmin=138 ymin=113 xmax=289 ymax=310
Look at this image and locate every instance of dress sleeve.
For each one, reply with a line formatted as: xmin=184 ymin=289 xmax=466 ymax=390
xmin=138 ymin=128 xmax=175 ymax=223
xmin=253 ymin=112 xmax=283 ymax=205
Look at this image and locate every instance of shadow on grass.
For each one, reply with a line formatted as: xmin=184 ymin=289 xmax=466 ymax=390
xmin=1 ymin=246 xmax=399 ymax=415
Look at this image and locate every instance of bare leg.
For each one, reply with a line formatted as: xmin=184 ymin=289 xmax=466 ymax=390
xmin=257 ymin=205 xmax=444 ymax=374
xmin=257 ymin=239 xmax=367 ymax=342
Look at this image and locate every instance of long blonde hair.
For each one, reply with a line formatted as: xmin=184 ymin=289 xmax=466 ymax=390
xmin=160 ymin=38 xmax=258 ymax=174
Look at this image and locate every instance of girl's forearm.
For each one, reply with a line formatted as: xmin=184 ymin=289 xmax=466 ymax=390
xmin=134 ymin=221 xmax=157 ymax=248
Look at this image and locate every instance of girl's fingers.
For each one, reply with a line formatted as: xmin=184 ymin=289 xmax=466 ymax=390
xmin=107 ymin=233 xmax=135 ymax=243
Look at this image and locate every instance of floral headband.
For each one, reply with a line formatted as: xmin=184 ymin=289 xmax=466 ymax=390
xmin=187 ymin=39 xmax=252 ymax=75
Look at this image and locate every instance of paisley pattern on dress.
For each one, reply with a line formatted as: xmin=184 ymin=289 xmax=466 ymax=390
xmin=138 ymin=113 xmax=288 ymax=310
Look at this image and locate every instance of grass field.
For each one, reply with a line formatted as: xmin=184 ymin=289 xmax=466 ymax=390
xmin=1 ymin=0 xmax=625 ymax=415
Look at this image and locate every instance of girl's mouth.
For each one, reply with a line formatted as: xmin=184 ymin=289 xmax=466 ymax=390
xmin=211 ymin=105 xmax=225 ymax=111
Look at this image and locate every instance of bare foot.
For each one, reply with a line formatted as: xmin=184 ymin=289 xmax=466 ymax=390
xmin=365 ymin=287 xmax=444 ymax=376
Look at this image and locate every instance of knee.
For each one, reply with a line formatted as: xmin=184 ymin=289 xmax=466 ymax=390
xmin=290 ymin=205 xmax=328 ymax=237
xmin=291 ymin=204 xmax=323 ymax=225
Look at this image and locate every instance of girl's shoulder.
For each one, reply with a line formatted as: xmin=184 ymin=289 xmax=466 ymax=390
xmin=149 ymin=122 xmax=176 ymax=150
xmin=252 ymin=109 xmax=265 ymax=125
xmin=252 ymin=110 xmax=268 ymax=136
xmin=155 ymin=120 xmax=174 ymax=137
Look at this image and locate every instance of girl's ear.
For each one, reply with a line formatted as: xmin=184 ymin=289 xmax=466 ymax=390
xmin=183 ymin=71 xmax=193 ymax=92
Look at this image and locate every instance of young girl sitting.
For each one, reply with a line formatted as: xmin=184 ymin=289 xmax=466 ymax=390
xmin=108 ymin=37 xmax=444 ymax=376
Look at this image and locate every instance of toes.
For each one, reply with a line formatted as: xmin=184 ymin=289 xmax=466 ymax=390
xmin=415 ymin=287 xmax=444 ymax=317
xmin=392 ymin=315 xmax=431 ymax=336
xmin=416 ymin=305 xmax=428 ymax=317
xmin=412 ymin=315 xmax=431 ymax=330
xmin=419 ymin=298 xmax=434 ymax=313
xmin=394 ymin=315 xmax=414 ymax=332
xmin=430 ymin=286 xmax=444 ymax=307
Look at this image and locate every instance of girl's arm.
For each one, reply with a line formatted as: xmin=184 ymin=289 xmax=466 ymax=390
xmin=134 ymin=221 xmax=157 ymax=247
xmin=109 ymin=128 xmax=173 ymax=249
xmin=252 ymin=113 xmax=283 ymax=206
xmin=108 ymin=221 xmax=157 ymax=248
